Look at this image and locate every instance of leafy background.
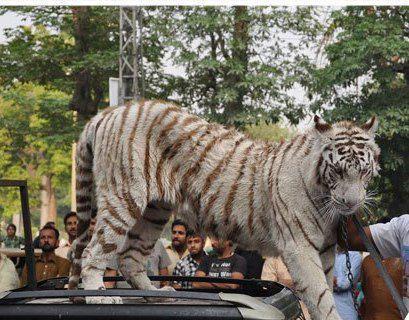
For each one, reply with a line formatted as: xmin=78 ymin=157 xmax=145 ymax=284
xmin=0 ymin=6 xmax=407 ymax=234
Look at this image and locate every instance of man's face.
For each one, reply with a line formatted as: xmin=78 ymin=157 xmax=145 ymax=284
xmin=211 ymin=238 xmax=227 ymax=255
xmin=6 ymin=227 xmax=15 ymax=237
xmin=65 ymin=215 xmax=78 ymax=238
xmin=187 ymin=236 xmax=204 ymax=256
xmin=39 ymin=229 xmax=58 ymax=253
xmin=172 ymin=225 xmax=187 ymax=249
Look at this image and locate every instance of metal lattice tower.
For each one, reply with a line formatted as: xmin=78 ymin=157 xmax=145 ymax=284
xmin=119 ymin=7 xmax=144 ymax=105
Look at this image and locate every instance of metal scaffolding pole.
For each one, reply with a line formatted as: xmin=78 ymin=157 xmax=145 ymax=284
xmin=119 ymin=7 xmax=144 ymax=105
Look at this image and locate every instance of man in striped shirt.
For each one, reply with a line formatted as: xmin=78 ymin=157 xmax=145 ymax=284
xmin=172 ymin=230 xmax=206 ymax=289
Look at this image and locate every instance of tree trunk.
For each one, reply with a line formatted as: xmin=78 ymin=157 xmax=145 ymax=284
xmin=71 ymin=141 xmax=77 ymax=212
xmin=49 ymin=185 xmax=57 ymax=223
xmin=224 ymin=6 xmax=249 ymax=127
xmin=40 ymin=175 xmax=56 ymax=227
xmin=69 ymin=6 xmax=98 ymax=119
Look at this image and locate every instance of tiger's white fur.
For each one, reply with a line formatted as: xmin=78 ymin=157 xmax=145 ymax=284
xmin=69 ymin=100 xmax=380 ymax=319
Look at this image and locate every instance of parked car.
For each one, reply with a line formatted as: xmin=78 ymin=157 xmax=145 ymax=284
xmin=0 ymin=275 xmax=305 ymax=320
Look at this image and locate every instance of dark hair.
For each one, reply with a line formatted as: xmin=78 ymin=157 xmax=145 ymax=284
xmin=44 ymin=221 xmax=55 ymax=228
xmin=7 ymin=224 xmax=16 ymax=232
xmin=186 ymin=229 xmax=204 ymax=239
xmin=64 ymin=211 xmax=77 ymax=226
xmin=172 ymin=219 xmax=188 ymax=231
xmin=377 ymin=216 xmax=392 ymax=224
xmin=40 ymin=225 xmax=60 ymax=240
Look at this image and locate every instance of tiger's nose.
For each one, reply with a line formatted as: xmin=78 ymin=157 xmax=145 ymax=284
xmin=341 ymin=197 xmax=360 ymax=209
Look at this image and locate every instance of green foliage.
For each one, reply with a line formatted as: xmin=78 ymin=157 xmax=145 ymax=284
xmin=149 ymin=7 xmax=322 ymax=127
xmin=0 ymin=7 xmax=119 ymax=116
xmin=0 ymin=83 xmax=76 ymax=221
xmin=307 ymin=7 xmax=409 ymax=217
xmin=245 ymin=122 xmax=295 ymax=142
xmin=0 ymin=7 xmax=183 ymax=117
xmin=0 ymin=6 xmax=322 ymax=126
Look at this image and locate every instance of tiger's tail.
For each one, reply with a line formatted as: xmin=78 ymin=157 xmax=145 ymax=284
xmin=68 ymin=121 xmax=97 ymax=290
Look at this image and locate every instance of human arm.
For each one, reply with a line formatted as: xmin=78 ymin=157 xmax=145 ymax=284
xmin=192 ymin=256 xmax=213 ymax=289
xmin=171 ymin=260 xmax=183 ymax=289
xmin=193 ymin=270 xmax=246 ymax=289
xmin=193 ymin=255 xmax=246 ymax=290
xmin=368 ymin=215 xmax=407 ymax=259
xmin=338 ymin=216 xmax=375 ymax=252
xmin=159 ymin=267 xmax=169 ymax=287
xmin=104 ymin=268 xmax=118 ymax=289
xmin=158 ymin=242 xmax=172 ymax=287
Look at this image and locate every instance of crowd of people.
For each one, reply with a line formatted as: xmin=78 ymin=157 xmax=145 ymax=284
xmin=0 ymin=212 xmax=408 ymax=320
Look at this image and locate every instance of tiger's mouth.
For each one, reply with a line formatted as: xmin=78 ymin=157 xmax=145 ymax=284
xmin=331 ymin=197 xmax=363 ymax=216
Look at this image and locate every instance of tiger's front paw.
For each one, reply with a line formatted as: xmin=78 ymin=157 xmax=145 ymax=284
xmin=158 ymin=285 xmax=176 ymax=292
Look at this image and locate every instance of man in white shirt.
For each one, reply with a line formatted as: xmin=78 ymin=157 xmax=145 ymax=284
xmin=55 ymin=211 xmax=77 ymax=260
xmin=165 ymin=219 xmax=189 ymax=274
xmin=346 ymin=214 xmax=409 ymax=316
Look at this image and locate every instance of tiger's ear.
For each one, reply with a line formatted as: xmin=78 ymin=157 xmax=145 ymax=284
xmin=361 ymin=116 xmax=378 ymax=137
xmin=313 ymin=115 xmax=332 ymax=134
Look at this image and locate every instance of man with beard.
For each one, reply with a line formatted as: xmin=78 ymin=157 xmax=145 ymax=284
xmin=172 ymin=230 xmax=207 ymax=289
xmin=21 ymin=225 xmax=70 ymax=285
xmin=166 ymin=219 xmax=189 ymax=274
xmin=56 ymin=212 xmax=77 ymax=260
xmin=33 ymin=221 xmax=55 ymax=249
xmin=193 ymin=237 xmax=247 ymax=289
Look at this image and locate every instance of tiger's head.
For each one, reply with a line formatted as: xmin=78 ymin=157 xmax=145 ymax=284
xmin=313 ymin=115 xmax=380 ymax=216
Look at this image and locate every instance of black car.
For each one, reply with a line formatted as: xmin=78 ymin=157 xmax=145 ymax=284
xmin=0 ymin=275 xmax=305 ymax=320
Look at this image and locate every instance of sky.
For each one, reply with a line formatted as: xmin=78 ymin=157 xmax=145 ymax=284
xmin=0 ymin=11 xmax=29 ymax=43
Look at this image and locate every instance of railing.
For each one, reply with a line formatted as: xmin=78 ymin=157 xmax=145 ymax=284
xmin=0 ymin=180 xmax=36 ymax=289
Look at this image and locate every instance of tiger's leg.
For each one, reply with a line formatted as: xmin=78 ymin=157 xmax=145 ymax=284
xmin=282 ymin=245 xmax=341 ymax=320
xmin=81 ymin=196 xmax=131 ymax=304
xmin=319 ymin=244 xmax=337 ymax=291
xmin=119 ymin=200 xmax=173 ymax=290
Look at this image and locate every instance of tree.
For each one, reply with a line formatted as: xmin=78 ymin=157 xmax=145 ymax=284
xmin=0 ymin=7 xmax=180 ymax=120
xmin=0 ymin=7 xmax=119 ymax=120
xmin=307 ymin=7 xmax=409 ymax=217
xmin=0 ymin=83 xmax=76 ymax=224
xmin=156 ymin=6 xmax=322 ymax=127
xmin=0 ymin=7 xmax=323 ymax=126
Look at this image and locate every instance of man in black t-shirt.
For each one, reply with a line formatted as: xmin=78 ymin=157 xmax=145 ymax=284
xmin=193 ymin=238 xmax=247 ymax=289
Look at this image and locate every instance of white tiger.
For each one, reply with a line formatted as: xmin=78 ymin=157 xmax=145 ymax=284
xmin=69 ymin=100 xmax=380 ymax=319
